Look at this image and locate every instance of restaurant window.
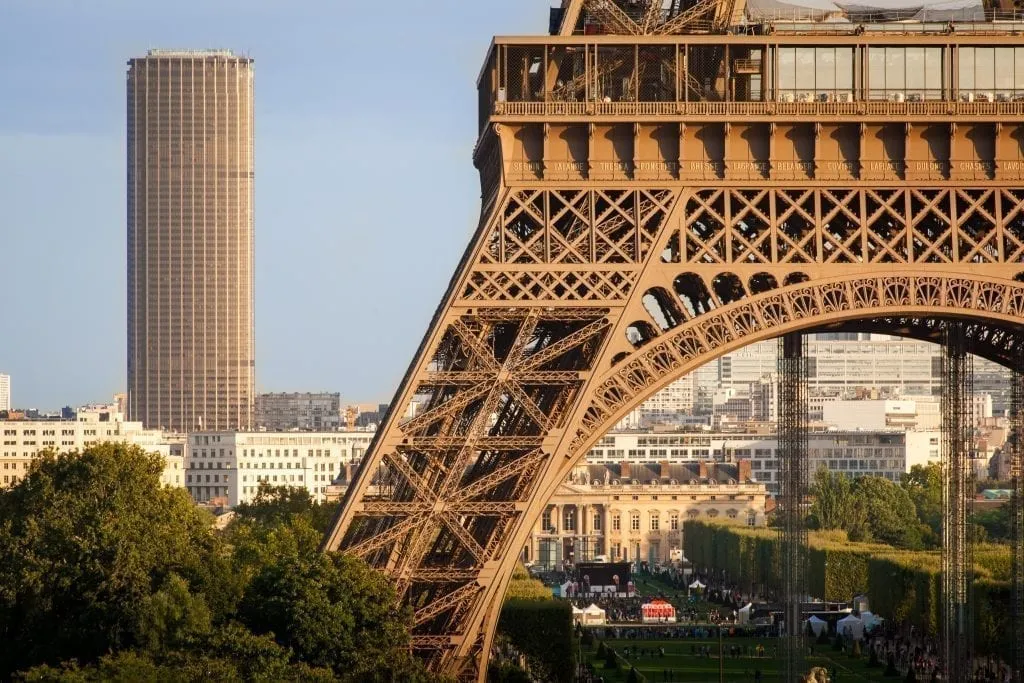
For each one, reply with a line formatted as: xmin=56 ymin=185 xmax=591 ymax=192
xmin=776 ymin=47 xmax=854 ymax=102
xmin=958 ymin=47 xmax=1024 ymax=101
xmin=869 ymin=46 xmax=943 ymax=101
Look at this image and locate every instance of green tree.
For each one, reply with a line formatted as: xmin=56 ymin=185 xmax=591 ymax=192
xmin=0 ymin=444 xmax=229 ymax=676
xmin=232 ymin=482 xmax=339 ymax=534
xmin=0 ymin=447 xmax=427 ymax=682
xmin=856 ymin=476 xmax=924 ymax=549
xmin=973 ymin=507 xmax=1011 ymax=543
xmin=902 ymin=464 xmax=943 ymax=547
xmin=809 ymin=468 xmax=857 ymax=530
xmin=238 ymin=552 xmax=428 ymax=681
xmin=133 ymin=573 xmax=212 ymax=653
xmin=18 ymin=626 xmax=338 ymax=682
xmin=809 ymin=469 xmax=870 ymax=541
xmin=169 ymin=622 xmax=337 ymax=681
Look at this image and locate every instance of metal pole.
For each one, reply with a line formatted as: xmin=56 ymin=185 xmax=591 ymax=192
xmin=777 ymin=332 xmax=809 ymax=682
xmin=720 ymin=626 xmax=725 ymax=683
xmin=1011 ymin=351 xmax=1024 ymax=683
xmin=941 ymin=322 xmax=975 ymax=682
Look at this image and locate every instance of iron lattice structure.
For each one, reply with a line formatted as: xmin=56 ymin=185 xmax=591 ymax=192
xmin=324 ymin=2 xmax=1024 ymax=679
xmin=941 ymin=324 xmax=975 ymax=681
xmin=777 ymin=333 xmax=809 ymax=681
xmin=1012 ymin=356 xmax=1024 ymax=683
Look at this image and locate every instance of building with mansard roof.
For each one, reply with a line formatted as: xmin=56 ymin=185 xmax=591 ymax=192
xmin=522 ymin=459 xmax=767 ymax=569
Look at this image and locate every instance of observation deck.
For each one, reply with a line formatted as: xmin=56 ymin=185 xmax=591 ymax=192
xmin=474 ymin=2 xmax=1024 ymax=191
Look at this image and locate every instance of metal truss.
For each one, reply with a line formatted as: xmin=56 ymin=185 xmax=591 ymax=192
xmin=1012 ymin=354 xmax=1024 ymax=683
xmin=564 ymin=0 xmax=739 ymax=35
xmin=324 ymin=210 xmax=1024 ymax=681
xmin=324 ymin=14 xmax=1024 ymax=682
xmin=778 ymin=333 xmax=809 ymax=681
xmin=942 ymin=323 xmax=975 ymax=682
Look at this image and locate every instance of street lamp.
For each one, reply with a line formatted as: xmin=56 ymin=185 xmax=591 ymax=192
xmin=718 ymin=626 xmax=724 ymax=683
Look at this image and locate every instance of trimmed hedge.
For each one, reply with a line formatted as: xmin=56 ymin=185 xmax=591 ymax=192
xmin=683 ymin=521 xmax=1009 ymax=652
xmin=498 ymin=599 xmax=575 ymax=683
xmin=505 ymin=563 xmax=555 ymax=600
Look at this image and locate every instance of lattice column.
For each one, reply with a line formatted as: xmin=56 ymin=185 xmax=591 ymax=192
xmin=941 ymin=323 xmax=975 ymax=682
xmin=1012 ymin=354 xmax=1024 ymax=683
xmin=777 ymin=333 xmax=809 ymax=682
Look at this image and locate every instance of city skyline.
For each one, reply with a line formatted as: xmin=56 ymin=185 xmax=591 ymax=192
xmin=0 ymin=1 xmax=550 ymax=411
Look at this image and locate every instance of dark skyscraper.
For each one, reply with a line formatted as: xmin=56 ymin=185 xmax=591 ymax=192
xmin=127 ymin=50 xmax=254 ymax=431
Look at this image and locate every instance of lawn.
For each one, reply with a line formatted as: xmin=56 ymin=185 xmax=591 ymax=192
xmin=580 ymin=636 xmax=903 ymax=682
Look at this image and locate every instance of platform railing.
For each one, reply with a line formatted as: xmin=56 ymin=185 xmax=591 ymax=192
xmin=493 ymin=99 xmax=1024 ymax=117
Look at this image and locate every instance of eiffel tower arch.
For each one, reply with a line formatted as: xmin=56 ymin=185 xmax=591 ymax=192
xmin=325 ymin=2 xmax=1024 ymax=679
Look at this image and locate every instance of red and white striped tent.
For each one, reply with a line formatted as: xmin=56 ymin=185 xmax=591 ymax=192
xmin=641 ymin=598 xmax=677 ymax=623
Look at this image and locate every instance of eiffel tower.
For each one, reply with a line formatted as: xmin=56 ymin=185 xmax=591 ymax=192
xmin=325 ymin=1 xmax=1024 ymax=679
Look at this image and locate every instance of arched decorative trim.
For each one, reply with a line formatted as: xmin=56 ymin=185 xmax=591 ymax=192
xmin=567 ymin=272 xmax=1024 ymax=455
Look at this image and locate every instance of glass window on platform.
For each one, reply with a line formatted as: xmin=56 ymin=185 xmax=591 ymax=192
xmin=869 ymin=46 xmax=944 ymax=101
xmin=775 ymin=47 xmax=854 ymax=102
xmin=958 ymin=46 xmax=1024 ymax=101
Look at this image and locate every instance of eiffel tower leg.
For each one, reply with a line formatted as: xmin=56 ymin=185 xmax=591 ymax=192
xmin=778 ymin=333 xmax=808 ymax=682
xmin=1012 ymin=353 xmax=1024 ymax=683
xmin=942 ymin=322 xmax=975 ymax=681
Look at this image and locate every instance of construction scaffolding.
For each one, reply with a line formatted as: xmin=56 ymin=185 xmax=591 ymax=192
xmin=1012 ymin=355 xmax=1024 ymax=683
xmin=777 ymin=333 xmax=809 ymax=682
xmin=941 ymin=323 xmax=975 ymax=682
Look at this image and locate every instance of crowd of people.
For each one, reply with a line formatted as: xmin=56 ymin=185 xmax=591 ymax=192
xmin=566 ymin=566 xmax=1018 ymax=681
xmin=862 ymin=625 xmax=1014 ymax=683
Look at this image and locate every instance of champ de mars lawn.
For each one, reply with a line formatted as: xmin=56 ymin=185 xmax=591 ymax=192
xmin=580 ymin=636 xmax=906 ymax=682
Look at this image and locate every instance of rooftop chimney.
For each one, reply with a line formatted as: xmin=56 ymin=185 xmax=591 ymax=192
xmin=738 ymin=459 xmax=752 ymax=483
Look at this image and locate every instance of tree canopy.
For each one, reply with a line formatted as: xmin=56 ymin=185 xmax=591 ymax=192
xmin=0 ymin=443 xmax=437 ymax=682
xmin=0 ymin=444 xmax=225 ymax=674
xmin=902 ymin=463 xmax=943 ymax=546
xmin=808 ymin=467 xmax=927 ymax=549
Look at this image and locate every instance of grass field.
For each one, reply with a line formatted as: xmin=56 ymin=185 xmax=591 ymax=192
xmin=580 ymin=636 xmax=904 ymax=682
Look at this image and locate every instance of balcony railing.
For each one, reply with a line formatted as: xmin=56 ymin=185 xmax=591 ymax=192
xmin=492 ymin=99 xmax=1024 ymax=118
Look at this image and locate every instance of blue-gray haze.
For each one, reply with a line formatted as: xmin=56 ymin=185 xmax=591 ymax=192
xmin=0 ymin=0 xmax=548 ymax=410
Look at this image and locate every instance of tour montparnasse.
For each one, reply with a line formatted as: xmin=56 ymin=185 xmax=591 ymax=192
xmin=322 ymin=1 xmax=1024 ymax=680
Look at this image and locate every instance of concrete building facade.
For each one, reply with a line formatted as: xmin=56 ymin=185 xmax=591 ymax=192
xmin=0 ymin=374 xmax=9 ymax=412
xmin=0 ymin=403 xmax=183 ymax=488
xmin=821 ymin=395 xmax=992 ymax=432
xmin=127 ymin=50 xmax=255 ymax=432
xmin=184 ymin=430 xmax=375 ymax=506
xmin=582 ymin=430 xmax=941 ymax=495
xmin=255 ymin=392 xmax=342 ymax=431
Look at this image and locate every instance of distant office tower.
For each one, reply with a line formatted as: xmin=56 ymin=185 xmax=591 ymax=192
xmin=127 ymin=50 xmax=255 ymax=431
xmin=0 ymin=374 xmax=10 ymax=411
xmin=255 ymin=392 xmax=342 ymax=431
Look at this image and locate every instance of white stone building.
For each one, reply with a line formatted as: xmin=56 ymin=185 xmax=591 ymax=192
xmin=0 ymin=374 xmax=9 ymax=412
xmin=582 ymin=430 xmax=941 ymax=495
xmin=184 ymin=430 xmax=376 ymax=506
xmin=822 ymin=394 xmax=993 ymax=432
xmin=0 ymin=402 xmax=182 ymax=488
xmin=523 ymin=460 xmax=768 ymax=568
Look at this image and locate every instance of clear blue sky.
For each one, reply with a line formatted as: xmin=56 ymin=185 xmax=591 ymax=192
xmin=0 ymin=0 xmax=551 ymax=410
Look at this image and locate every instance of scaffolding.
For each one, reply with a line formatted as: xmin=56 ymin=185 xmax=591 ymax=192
xmin=777 ymin=333 xmax=809 ymax=682
xmin=1012 ymin=354 xmax=1024 ymax=683
xmin=941 ymin=323 xmax=975 ymax=681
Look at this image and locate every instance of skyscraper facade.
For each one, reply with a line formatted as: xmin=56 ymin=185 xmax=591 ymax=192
xmin=127 ymin=50 xmax=254 ymax=431
xmin=0 ymin=374 xmax=10 ymax=412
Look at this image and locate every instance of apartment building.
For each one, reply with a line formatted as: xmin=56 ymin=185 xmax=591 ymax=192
xmin=0 ymin=403 xmax=182 ymax=488
xmin=184 ymin=430 xmax=376 ymax=506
